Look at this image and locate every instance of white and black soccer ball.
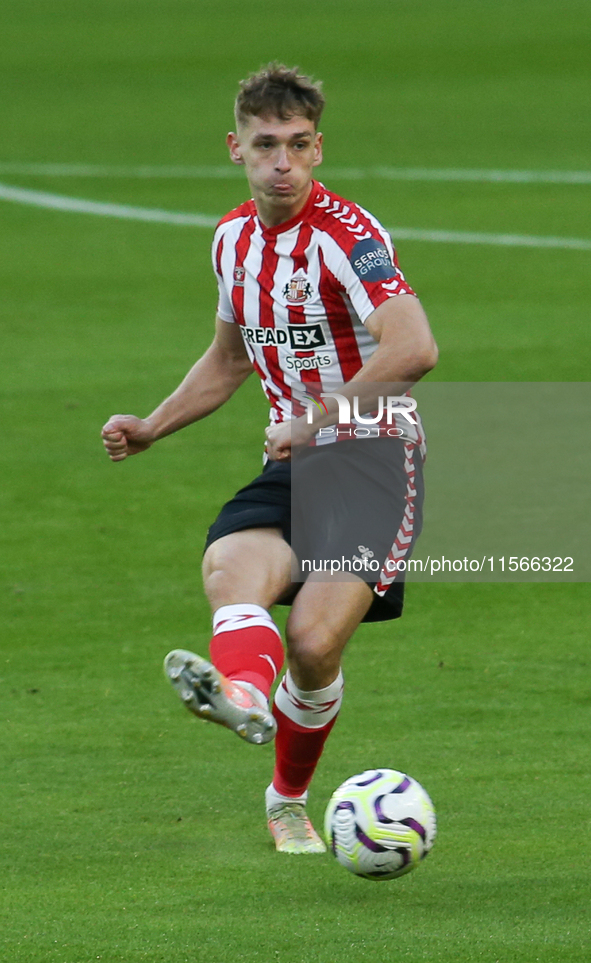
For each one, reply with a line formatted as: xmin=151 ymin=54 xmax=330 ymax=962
xmin=324 ymin=769 xmax=436 ymax=880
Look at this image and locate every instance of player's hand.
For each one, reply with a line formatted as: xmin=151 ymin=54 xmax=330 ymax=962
xmin=265 ymin=417 xmax=314 ymax=462
xmin=101 ymin=414 xmax=155 ymax=462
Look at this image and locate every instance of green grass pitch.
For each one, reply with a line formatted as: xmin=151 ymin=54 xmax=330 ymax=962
xmin=1 ymin=1 xmax=590 ymax=961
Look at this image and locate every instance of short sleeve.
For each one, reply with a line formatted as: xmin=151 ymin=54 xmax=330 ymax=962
xmin=322 ymin=211 xmax=416 ymax=324
xmin=212 ymin=230 xmax=236 ymax=323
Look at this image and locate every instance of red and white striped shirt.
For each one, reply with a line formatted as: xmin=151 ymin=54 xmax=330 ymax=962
xmin=212 ymin=180 xmax=424 ymax=446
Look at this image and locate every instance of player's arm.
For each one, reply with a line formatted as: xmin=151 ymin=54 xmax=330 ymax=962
xmin=352 ymin=292 xmax=438 ymax=387
xmin=265 ymin=294 xmax=437 ymax=459
xmin=102 ymin=315 xmax=253 ymax=462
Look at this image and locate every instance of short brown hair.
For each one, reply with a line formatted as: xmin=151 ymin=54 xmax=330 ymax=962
xmin=234 ymin=63 xmax=325 ymax=128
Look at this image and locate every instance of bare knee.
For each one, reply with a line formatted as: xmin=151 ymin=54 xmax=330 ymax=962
xmin=203 ymin=535 xmax=244 ymax=586
xmin=285 ymin=622 xmax=343 ymax=691
xmin=202 ymin=528 xmax=292 ymax=611
xmin=284 ymin=578 xmax=371 ymax=690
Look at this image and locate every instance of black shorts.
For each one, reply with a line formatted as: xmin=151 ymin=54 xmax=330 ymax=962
xmin=205 ymin=438 xmax=424 ymax=623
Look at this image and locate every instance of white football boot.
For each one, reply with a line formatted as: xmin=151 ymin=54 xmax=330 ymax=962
xmin=265 ymin=785 xmax=326 ymax=854
xmin=164 ymin=649 xmax=276 ymax=745
xmin=267 ymin=803 xmax=327 ymax=854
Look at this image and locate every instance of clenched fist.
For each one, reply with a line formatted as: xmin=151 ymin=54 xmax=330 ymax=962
xmin=101 ymin=415 xmax=155 ymax=462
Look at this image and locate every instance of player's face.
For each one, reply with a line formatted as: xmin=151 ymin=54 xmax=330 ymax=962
xmin=227 ymin=114 xmax=323 ymax=226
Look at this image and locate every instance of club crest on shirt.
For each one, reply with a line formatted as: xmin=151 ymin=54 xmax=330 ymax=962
xmin=233 ymin=266 xmax=246 ymax=286
xmin=282 ymin=273 xmax=314 ymax=303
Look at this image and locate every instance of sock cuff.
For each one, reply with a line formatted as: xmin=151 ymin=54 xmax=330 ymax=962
xmin=283 ymin=669 xmax=344 ymax=705
xmin=274 ymin=670 xmax=344 ymax=728
xmin=212 ymin=603 xmax=280 ymax=637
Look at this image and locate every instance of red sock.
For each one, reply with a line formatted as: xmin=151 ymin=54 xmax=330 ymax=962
xmin=209 ymin=604 xmax=284 ymax=700
xmin=271 ymin=670 xmax=344 ymax=797
xmin=272 ymin=706 xmax=338 ymax=797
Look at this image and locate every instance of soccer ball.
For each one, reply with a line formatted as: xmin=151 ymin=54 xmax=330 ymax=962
xmin=324 ymin=768 xmax=436 ymax=880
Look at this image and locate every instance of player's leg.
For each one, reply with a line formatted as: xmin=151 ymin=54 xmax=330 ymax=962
xmin=165 ymin=527 xmax=294 ymax=744
xmin=266 ymin=574 xmax=373 ymax=853
xmin=203 ymin=527 xmax=293 ymax=611
xmin=267 ymin=438 xmax=422 ymax=831
xmin=202 ymin=526 xmax=293 ymax=701
xmin=284 ymin=573 xmax=374 ymax=690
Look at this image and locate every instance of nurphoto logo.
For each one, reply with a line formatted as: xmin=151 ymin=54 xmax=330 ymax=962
xmin=304 ymin=392 xmax=417 ymax=426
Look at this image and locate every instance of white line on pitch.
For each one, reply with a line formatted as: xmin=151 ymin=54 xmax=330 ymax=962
xmin=0 ymin=163 xmax=244 ymax=179
xmin=1 ymin=181 xmax=590 ymax=251
xmin=0 ymin=182 xmax=218 ymax=227
xmin=1 ymin=162 xmax=591 ymax=185
xmin=378 ymin=227 xmax=591 ymax=250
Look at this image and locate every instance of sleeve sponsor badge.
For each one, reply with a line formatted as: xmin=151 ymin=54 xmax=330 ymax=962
xmin=350 ymin=238 xmax=398 ymax=282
